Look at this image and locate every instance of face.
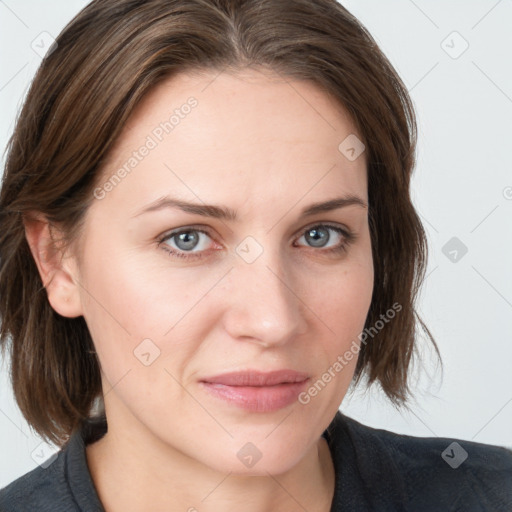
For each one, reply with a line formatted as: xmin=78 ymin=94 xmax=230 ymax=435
xmin=67 ymin=68 xmax=373 ymax=474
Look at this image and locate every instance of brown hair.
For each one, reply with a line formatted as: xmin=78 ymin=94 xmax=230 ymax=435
xmin=0 ymin=0 xmax=440 ymax=446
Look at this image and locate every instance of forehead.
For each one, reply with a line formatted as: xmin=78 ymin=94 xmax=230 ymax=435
xmin=92 ymin=68 xmax=368 ymax=218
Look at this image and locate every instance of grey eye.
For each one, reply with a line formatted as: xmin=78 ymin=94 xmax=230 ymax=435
xmin=173 ymin=231 xmax=201 ymax=251
xmin=162 ymin=229 xmax=211 ymax=254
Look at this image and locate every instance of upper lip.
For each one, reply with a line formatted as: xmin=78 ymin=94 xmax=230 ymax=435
xmin=200 ymin=370 xmax=310 ymax=387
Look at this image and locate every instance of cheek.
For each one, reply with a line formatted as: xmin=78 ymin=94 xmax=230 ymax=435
xmin=78 ymin=241 xmax=222 ymax=388
xmin=302 ymin=244 xmax=373 ymax=391
xmin=294 ymin=261 xmax=373 ymax=425
xmin=75 ymin=244 xmax=159 ymax=376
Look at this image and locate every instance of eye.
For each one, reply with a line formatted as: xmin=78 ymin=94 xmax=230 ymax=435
xmin=294 ymin=224 xmax=354 ymax=255
xmin=157 ymin=223 xmax=355 ymax=260
xmin=158 ymin=227 xmax=215 ymax=260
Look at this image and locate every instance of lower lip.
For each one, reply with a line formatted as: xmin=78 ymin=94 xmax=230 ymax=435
xmin=200 ymin=380 xmax=309 ymax=413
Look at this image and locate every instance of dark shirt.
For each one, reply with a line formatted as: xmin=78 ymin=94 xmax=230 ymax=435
xmin=1 ymin=411 xmax=511 ymax=511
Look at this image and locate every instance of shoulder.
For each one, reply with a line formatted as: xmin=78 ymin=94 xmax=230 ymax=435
xmin=0 ymin=417 xmax=106 ymax=512
xmin=341 ymin=412 xmax=512 ymax=468
xmin=329 ymin=412 xmax=512 ymax=510
xmin=0 ymin=450 xmax=74 ymax=512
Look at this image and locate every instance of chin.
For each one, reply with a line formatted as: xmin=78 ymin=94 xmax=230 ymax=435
xmin=195 ymin=429 xmax=316 ymax=477
xmin=210 ymin=451 xmax=306 ymax=477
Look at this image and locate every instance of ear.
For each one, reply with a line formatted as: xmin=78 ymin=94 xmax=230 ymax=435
xmin=23 ymin=212 xmax=83 ymax=318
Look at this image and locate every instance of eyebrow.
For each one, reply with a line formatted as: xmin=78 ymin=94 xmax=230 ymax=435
xmin=132 ymin=194 xmax=367 ymax=221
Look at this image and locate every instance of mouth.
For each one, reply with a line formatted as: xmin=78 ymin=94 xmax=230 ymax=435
xmin=199 ymin=370 xmax=310 ymax=413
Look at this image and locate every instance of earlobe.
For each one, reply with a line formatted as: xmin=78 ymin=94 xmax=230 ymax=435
xmin=23 ymin=212 xmax=83 ymax=318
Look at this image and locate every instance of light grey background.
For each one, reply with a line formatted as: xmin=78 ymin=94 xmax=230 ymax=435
xmin=1 ymin=0 xmax=511 ymax=488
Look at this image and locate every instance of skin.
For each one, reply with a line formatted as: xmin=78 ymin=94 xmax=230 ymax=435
xmin=24 ymin=67 xmax=373 ymax=512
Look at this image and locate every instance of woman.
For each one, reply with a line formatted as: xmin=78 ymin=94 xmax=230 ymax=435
xmin=0 ymin=0 xmax=510 ymax=510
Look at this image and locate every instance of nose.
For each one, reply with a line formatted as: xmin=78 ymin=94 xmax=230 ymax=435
xmin=219 ymin=247 xmax=308 ymax=348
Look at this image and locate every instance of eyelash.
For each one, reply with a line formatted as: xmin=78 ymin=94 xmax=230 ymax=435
xmin=157 ymin=223 xmax=356 ymax=261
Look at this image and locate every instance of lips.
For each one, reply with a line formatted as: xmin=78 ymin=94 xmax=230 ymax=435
xmin=201 ymin=370 xmax=309 ymax=387
xmin=199 ymin=370 xmax=310 ymax=413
